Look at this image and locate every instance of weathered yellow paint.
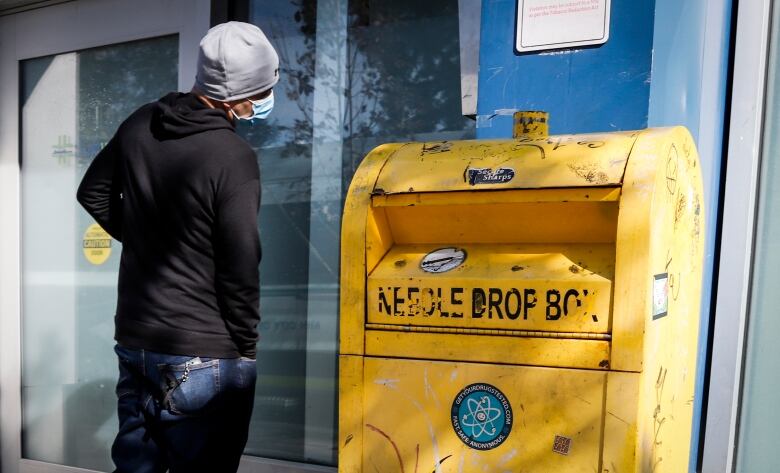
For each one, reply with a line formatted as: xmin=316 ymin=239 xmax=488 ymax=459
xmin=372 ymin=187 xmax=622 ymax=207
xmin=627 ymin=129 xmax=704 ymax=473
xmin=365 ymin=331 xmax=611 ymax=370
xmin=602 ymin=371 xmax=641 ymax=472
xmin=513 ymin=110 xmax=550 ymax=138
xmin=383 ymin=200 xmax=619 ymax=244
xmin=362 ymin=358 xmax=606 ymax=472
xmin=365 ymin=206 xmax=393 ymax=275
xmin=374 ymin=132 xmax=638 ymax=194
xmin=340 ymin=127 xmax=705 ymax=472
xmin=339 ymin=355 xmax=365 ymax=473
xmin=340 ymin=143 xmax=404 ymax=356
xmin=368 ymin=243 xmax=614 ymax=333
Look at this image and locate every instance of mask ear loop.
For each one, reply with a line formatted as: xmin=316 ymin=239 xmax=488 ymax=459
xmin=229 ymin=104 xmax=248 ymax=121
xmin=232 ymin=90 xmax=274 ymax=122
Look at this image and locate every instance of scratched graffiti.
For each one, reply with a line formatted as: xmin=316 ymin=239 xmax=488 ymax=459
xmin=547 ymin=136 xmax=568 ymax=150
xmin=652 ymin=367 xmax=668 ymax=472
xmin=665 ymin=144 xmax=679 ymax=197
xmin=576 ymin=140 xmax=606 ymax=149
xmin=674 ymin=192 xmax=687 ymax=229
xmin=366 ymin=424 xmax=406 ymax=473
xmin=668 ymin=272 xmax=681 ymax=301
xmin=692 ymin=193 xmax=701 ymax=240
xmin=510 ymin=142 xmax=547 ymax=159
xmin=567 ymin=163 xmax=609 ymax=184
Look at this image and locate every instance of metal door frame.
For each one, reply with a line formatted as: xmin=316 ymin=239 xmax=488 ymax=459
xmin=0 ymin=1 xmax=334 ymax=472
xmin=701 ymin=0 xmax=774 ymax=471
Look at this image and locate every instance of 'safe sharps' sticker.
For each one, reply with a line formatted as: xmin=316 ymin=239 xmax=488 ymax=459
xmin=451 ymin=383 xmax=513 ymax=450
xmin=83 ymin=223 xmax=112 ymax=265
xmin=420 ymin=247 xmax=466 ymax=273
xmin=652 ymin=273 xmax=669 ymax=319
xmin=467 ymin=167 xmax=515 ymax=185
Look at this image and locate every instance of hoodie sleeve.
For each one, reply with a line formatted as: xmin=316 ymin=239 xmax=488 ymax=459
xmin=76 ymin=136 xmax=123 ymax=241
xmin=213 ymin=167 xmax=262 ymax=358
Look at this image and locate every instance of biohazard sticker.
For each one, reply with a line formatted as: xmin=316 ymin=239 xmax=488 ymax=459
xmin=451 ymin=383 xmax=513 ymax=450
xmin=652 ymin=273 xmax=669 ymax=320
xmin=420 ymin=247 xmax=466 ymax=273
xmin=83 ymin=223 xmax=112 ymax=265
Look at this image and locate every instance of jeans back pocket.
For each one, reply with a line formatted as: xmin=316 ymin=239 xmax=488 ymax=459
xmin=158 ymin=359 xmax=220 ymax=415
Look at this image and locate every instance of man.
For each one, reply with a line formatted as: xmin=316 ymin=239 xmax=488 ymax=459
xmin=77 ymin=21 xmax=278 ymax=473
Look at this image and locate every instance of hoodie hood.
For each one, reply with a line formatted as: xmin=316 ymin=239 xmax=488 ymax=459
xmin=152 ymin=92 xmax=234 ymax=138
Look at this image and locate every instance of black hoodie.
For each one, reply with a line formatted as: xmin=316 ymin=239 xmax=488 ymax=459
xmin=77 ymin=92 xmax=261 ymax=358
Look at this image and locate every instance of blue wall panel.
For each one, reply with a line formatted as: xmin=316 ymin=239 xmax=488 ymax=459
xmin=647 ymin=1 xmax=733 ymax=471
xmin=477 ymin=0 xmax=656 ymax=138
xmin=477 ymin=1 xmax=733 ymax=470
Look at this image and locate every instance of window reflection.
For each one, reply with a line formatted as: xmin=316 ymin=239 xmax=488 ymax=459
xmin=245 ymin=0 xmax=474 ymax=466
xmin=343 ymin=0 xmax=473 ymax=178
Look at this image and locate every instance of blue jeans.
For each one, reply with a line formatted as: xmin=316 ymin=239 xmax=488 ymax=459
xmin=111 ymin=344 xmax=257 ymax=473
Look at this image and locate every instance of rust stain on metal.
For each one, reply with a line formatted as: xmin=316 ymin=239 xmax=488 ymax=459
xmin=674 ymin=193 xmax=686 ymax=228
xmin=693 ymin=194 xmax=702 ymax=240
xmin=420 ymin=141 xmax=452 ymax=155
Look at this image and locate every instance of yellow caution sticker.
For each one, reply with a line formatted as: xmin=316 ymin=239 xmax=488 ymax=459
xmin=82 ymin=223 xmax=112 ymax=265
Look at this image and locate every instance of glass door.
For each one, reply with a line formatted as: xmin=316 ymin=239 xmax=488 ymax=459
xmin=20 ymin=36 xmax=178 ymax=472
xmin=736 ymin=1 xmax=780 ymax=471
xmin=0 ymin=2 xmax=209 ymax=472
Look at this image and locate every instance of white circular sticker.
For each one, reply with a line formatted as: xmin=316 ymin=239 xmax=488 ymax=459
xmin=420 ymin=247 xmax=467 ymax=273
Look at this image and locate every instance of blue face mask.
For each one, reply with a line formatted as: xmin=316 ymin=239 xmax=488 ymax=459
xmin=235 ymin=91 xmax=274 ymax=124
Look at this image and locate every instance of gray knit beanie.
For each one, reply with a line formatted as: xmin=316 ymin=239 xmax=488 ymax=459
xmin=194 ymin=21 xmax=280 ymax=102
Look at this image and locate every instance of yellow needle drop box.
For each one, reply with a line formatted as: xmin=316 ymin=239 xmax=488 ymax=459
xmin=339 ymin=126 xmax=704 ymax=473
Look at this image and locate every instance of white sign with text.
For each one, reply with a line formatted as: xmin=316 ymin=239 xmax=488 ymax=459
xmin=515 ymin=0 xmax=611 ymax=53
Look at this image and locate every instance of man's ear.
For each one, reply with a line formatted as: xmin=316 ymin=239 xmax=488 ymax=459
xmin=218 ymin=101 xmax=235 ymax=120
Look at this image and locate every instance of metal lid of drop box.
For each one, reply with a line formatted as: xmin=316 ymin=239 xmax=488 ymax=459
xmin=372 ymin=131 xmax=639 ymax=195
